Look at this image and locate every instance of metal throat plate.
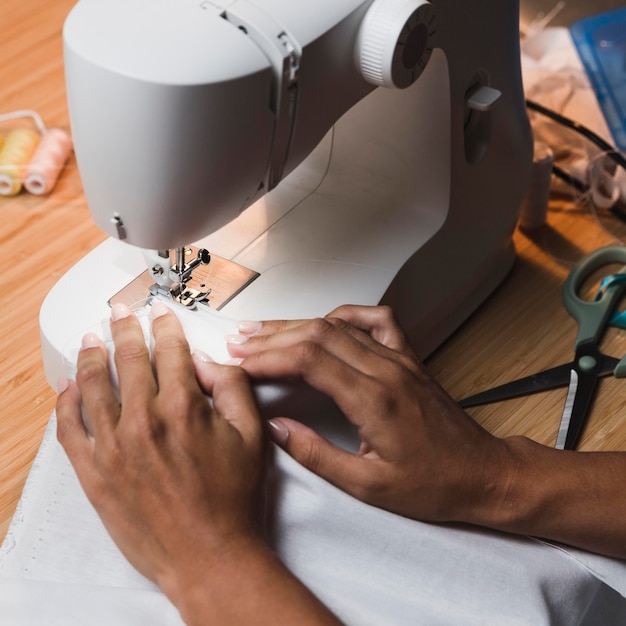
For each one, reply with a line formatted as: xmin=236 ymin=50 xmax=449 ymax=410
xmin=109 ymin=246 xmax=259 ymax=311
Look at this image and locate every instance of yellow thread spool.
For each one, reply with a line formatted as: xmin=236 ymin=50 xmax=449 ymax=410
xmin=0 ymin=128 xmax=40 ymax=196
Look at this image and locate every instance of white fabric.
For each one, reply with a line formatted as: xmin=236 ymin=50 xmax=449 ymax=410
xmin=2 ymin=413 xmax=626 ymax=625
xmin=0 ymin=579 xmax=182 ymax=626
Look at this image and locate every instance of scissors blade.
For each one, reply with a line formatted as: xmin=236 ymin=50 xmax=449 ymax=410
xmin=458 ymin=355 xmax=621 ymax=409
xmin=458 ymin=364 xmax=573 ymax=408
xmin=555 ymin=367 xmax=600 ymax=450
xmin=555 ymin=370 xmax=578 ymax=450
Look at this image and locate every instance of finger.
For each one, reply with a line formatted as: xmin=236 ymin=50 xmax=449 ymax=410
xmin=323 ymin=316 xmax=417 ymax=371
xmin=234 ymin=316 xmax=373 ymax=344
xmin=109 ymin=303 xmax=158 ymax=406
xmin=236 ymin=318 xmax=306 ymax=337
xmin=197 ymin=359 xmax=263 ymax=446
xmin=239 ymin=341 xmax=376 ymax=429
xmin=228 ymin=316 xmax=360 ymax=360
xmin=230 ymin=316 xmax=405 ymax=386
xmin=149 ymin=302 xmax=198 ymax=399
xmin=237 ymin=306 xmax=410 ymax=351
xmin=191 ymin=349 xmax=216 ymax=395
xmin=75 ymin=333 xmax=121 ymax=437
xmin=231 ymin=309 xmax=418 ymax=375
xmin=326 ymin=305 xmax=413 ymax=354
xmin=267 ymin=418 xmax=365 ymax=493
xmin=56 ymin=378 xmax=95 ymax=476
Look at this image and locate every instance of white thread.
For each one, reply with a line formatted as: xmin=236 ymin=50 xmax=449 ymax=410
xmin=0 ymin=109 xmax=46 ymax=134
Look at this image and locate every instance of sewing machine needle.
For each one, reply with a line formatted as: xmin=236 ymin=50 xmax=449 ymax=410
xmin=175 ymin=247 xmax=186 ymax=296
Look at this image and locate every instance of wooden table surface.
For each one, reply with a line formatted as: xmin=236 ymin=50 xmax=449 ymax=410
xmin=1 ymin=0 xmax=106 ymax=543
xmin=2 ymin=0 xmax=626 ymax=544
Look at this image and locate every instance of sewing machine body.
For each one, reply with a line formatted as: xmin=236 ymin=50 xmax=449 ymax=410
xmin=41 ymin=0 xmax=532 ymax=412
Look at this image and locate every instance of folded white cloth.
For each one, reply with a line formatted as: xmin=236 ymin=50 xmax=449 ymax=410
xmin=2 ymin=412 xmax=626 ymax=625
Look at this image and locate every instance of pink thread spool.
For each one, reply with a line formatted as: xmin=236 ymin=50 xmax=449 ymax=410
xmin=23 ymin=127 xmax=73 ymax=195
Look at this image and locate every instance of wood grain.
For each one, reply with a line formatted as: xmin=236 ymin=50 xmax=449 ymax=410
xmin=428 ymin=204 xmax=626 ymax=450
xmin=1 ymin=0 xmax=106 ymax=543
xmin=2 ymin=0 xmax=626 ymax=548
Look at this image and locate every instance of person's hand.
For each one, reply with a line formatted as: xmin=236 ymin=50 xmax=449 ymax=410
xmin=56 ymin=302 xmax=268 ymax=600
xmin=227 ymin=305 xmax=514 ymax=525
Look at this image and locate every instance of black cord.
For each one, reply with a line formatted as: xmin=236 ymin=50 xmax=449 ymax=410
xmin=525 ymin=99 xmax=626 ymax=171
xmin=551 ymin=163 xmax=588 ymax=194
xmin=525 ymin=99 xmax=626 ymax=222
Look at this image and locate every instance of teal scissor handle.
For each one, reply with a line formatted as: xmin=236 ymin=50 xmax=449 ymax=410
xmin=563 ymin=245 xmax=626 ymax=348
xmin=616 ymin=354 xmax=626 ymax=378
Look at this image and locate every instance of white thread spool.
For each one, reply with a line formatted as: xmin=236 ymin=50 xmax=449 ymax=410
xmin=23 ymin=127 xmax=73 ymax=195
xmin=518 ymin=140 xmax=554 ymax=230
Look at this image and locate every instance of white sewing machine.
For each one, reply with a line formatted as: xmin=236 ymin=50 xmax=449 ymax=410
xmin=41 ymin=0 xmax=531 ymax=418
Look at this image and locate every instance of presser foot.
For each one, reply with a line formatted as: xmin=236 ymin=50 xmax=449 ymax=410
xmin=109 ymin=245 xmax=259 ymax=311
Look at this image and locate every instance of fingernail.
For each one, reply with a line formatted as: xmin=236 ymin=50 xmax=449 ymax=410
xmin=192 ymin=349 xmax=214 ymax=364
xmin=226 ymin=357 xmax=244 ymax=366
xmin=81 ymin=332 xmax=103 ymax=350
xmin=111 ymin=302 xmax=131 ymax=321
xmin=57 ymin=377 xmax=70 ymax=394
xmin=225 ymin=334 xmax=248 ymax=345
xmin=268 ymin=419 xmax=289 ymax=446
xmin=150 ymin=301 xmax=170 ymax=320
xmin=237 ymin=320 xmax=262 ymax=335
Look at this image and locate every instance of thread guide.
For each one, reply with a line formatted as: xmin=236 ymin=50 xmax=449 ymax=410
xmin=109 ymin=246 xmax=259 ymax=311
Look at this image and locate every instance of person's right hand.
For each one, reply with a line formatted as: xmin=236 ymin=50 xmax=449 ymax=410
xmin=57 ymin=302 xmax=345 ymax=626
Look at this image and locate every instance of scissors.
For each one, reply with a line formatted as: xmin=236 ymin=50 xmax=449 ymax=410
xmin=459 ymin=245 xmax=626 ymax=450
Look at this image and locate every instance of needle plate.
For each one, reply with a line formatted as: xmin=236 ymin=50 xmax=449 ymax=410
xmin=109 ymin=246 xmax=259 ymax=311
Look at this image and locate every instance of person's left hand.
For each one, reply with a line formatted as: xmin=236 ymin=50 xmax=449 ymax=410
xmin=225 ymin=305 xmax=512 ymax=527
xmin=56 ymin=302 xmax=268 ymax=600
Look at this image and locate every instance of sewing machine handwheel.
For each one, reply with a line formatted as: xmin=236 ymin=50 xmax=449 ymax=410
xmin=356 ymin=0 xmax=437 ymax=89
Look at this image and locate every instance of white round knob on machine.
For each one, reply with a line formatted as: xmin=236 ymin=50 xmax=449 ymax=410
xmin=356 ymin=0 xmax=436 ymax=89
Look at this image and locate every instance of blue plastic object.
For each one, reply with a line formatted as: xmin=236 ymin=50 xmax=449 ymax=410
xmin=571 ymin=7 xmax=626 ymax=151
